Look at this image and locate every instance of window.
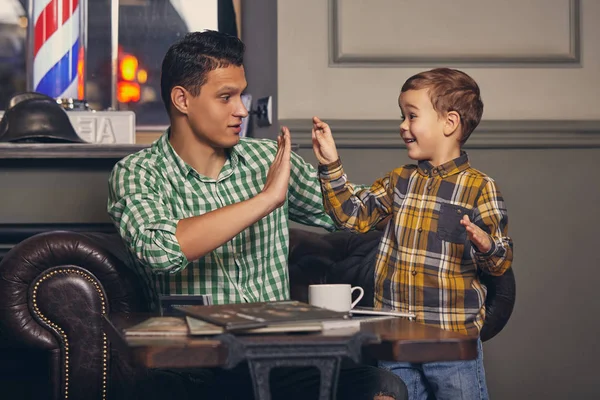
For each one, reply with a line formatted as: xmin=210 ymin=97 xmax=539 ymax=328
xmin=0 ymin=0 xmax=240 ymax=127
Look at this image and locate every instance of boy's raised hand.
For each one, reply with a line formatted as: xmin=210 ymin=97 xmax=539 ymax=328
xmin=312 ymin=116 xmax=339 ymax=165
xmin=460 ymin=215 xmax=492 ymax=253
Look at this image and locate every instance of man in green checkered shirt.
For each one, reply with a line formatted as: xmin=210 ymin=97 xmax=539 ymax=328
xmin=107 ymin=30 xmax=407 ymax=400
xmin=108 ymin=43 xmax=335 ymax=305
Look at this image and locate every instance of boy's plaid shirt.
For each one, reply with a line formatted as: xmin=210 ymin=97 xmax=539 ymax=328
xmin=108 ymin=132 xmax=334 ymax=304
xmin=319 ymin=152 xmax=513 ymax=335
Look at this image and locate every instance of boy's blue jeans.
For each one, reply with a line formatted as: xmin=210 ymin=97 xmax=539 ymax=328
xmin=378 ymin=338 xmax=488 ymax=400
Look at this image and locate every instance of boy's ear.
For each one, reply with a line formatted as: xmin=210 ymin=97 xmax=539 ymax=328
xmin=171 ymin=86 xmax=189 ymax=115
xmin=443 ymin=111 xmax=461 ymax=138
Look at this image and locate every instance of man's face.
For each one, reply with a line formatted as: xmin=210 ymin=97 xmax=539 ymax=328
xmin=186 ymin=65 xmax=248 ymax=149
xmin=398 ymin=88 xmax=448 ymax=165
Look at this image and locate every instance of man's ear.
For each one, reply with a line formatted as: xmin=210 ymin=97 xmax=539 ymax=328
xmin=171 ymin=86 xmax=189 ymax=115
xmin=443 ymin=111 xmax=461 ymax=138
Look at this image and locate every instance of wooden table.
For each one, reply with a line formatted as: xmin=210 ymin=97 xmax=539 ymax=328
xmin=104 ymin=313 xmax=477 ymax=399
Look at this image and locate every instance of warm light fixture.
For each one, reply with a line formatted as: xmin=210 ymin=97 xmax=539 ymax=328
xmin=120 ymin=54 xmax=138 ymax=82
xmin=117 ymin=81 xmax=141 ymax=103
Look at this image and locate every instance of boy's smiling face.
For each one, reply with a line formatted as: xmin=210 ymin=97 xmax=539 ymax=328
xmin=398 ymin=88 xmax=460 ymax=166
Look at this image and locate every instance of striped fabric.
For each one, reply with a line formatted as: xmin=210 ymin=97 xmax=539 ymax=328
xmin=319 ymin=152 xmax=513 ymax=335
xmin=108 ymin=132 xmax=334 ymax=304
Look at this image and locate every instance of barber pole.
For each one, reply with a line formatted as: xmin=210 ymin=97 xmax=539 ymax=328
xmin=31 ymin=0 xmax=86 ymax=99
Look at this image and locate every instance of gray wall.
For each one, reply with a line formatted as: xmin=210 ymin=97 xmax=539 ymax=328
xmin=278 ymin=0 xmax=599 ymax=121
xmin=0 ymin=159 xmax=115 ymax=223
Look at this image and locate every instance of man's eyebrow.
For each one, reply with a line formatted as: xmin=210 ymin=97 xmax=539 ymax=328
xmin=217 ymin=86 xmax=243 ymax=93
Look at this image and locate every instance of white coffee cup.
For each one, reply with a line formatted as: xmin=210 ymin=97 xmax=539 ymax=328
xmin=308 ymin=284 xmax=364 ymax=312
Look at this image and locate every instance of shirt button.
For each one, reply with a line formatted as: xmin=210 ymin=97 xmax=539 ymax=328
xmin=418 ymin=227 xmax=423 ymax=233
xmin=456 ymin=209 xmax=462 ymax=215
xmin=411 ymin=270 xmax=417 ymax=276
xmin=427 ymin=185 xmax=432 ymax=191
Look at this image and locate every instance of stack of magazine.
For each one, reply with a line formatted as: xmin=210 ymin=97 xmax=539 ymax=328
xmin=125 ymin=301 xmax=362 ymax=337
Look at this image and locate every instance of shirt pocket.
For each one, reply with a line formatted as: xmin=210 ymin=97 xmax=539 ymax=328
xmin=437 ymin=203 xmax=470 ymax=244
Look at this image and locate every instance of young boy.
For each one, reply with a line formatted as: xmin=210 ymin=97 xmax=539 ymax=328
xmin=312 ymin=68 xmax=513 ymax=400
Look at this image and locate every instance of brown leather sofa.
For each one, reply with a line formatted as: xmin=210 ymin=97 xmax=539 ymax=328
xmin=0 ymin=228 xmax=515 ymax=400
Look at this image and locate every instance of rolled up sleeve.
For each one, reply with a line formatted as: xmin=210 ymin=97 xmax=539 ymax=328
xmin=471 ymin=179 xmax=513 ymax=276
xmin=108 ymin=162 xmax=188 ymax=272
xmin=318 ymin=159 xmax=393 ymax=233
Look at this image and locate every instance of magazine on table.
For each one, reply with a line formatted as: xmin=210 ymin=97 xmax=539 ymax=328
xmin=187 ymin=315 xmax=362 ymax=335
xmin=124 ymin=302 xmax=363 ymax=337
xmin=180 ymin=300 xmax=352 ymax=332
xmin=185 ymin=316 xmax=322 ymax=335
xmin=124 ymin=316 xmax=189 ymax=336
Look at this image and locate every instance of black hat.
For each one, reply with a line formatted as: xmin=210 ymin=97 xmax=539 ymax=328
xmin=0 ymin=92 xmax=85 ymax=143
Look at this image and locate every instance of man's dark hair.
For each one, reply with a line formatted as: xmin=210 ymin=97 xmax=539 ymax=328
xmin=160 ymin=30 xmax=245 ymax=114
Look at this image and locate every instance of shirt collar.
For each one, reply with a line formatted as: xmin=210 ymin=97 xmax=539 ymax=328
xmin=417 ymin=151 xmax=470 ymax=178
xmin=154 ymin=129 xmax=249 ymax=179
xmin=154 ymin=129 xmax=192 ymax=176
xmin=231 ymin=139 xmax=250 ymax=165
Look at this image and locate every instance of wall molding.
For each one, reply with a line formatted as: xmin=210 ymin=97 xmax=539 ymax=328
xmin=280 ymin=119 xmax=600 ymax=149
xmin=329 ymin=0 xmax=581 ymax=67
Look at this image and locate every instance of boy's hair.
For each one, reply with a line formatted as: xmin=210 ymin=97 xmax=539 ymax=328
xmin=401 ymin=68 xmax=483 ymax=144
xmin=160 ymin=30 xmax=245 ymax=114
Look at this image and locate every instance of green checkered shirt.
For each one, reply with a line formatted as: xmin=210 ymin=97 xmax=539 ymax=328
xmin=108 ymin=132 xmax=335 ymax=304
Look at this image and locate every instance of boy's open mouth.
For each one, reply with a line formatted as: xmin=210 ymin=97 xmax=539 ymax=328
xmin=404 ymin=139 xmax=416 ymax=144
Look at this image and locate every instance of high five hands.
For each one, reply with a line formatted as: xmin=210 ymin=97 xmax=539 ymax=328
xmin=460 ymin=215 xmax=492 ymax=253
xmin=312 ymin=117 xmax=339 ymax=165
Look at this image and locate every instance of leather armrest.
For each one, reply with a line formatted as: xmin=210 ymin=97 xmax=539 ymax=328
xmin=0 ymin=231 xmax=150 ymax=349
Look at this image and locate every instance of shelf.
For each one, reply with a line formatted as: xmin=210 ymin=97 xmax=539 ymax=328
xmin=0 ymin=143 xmax=148 ymax=159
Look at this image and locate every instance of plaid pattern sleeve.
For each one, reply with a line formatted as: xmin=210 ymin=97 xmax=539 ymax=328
xmin=108 ymin=157 xmax=187 ymax=272
xmin=318 ymin=158 xmax=393 ymax=233
xmin=471 ymin=179 xmax=513 ymax=276
xmin=319 ymin=153 xmax=513 ymax=335
xmin=288 ymin=152 xmax=336 ymax=231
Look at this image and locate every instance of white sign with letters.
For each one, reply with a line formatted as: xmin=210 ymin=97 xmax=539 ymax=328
xmin=0 ymin=110 xmax=136 ymax=144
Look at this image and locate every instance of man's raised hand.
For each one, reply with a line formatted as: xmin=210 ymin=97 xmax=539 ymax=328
xmin=262 ymin=126 xmax=292 ymax=209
